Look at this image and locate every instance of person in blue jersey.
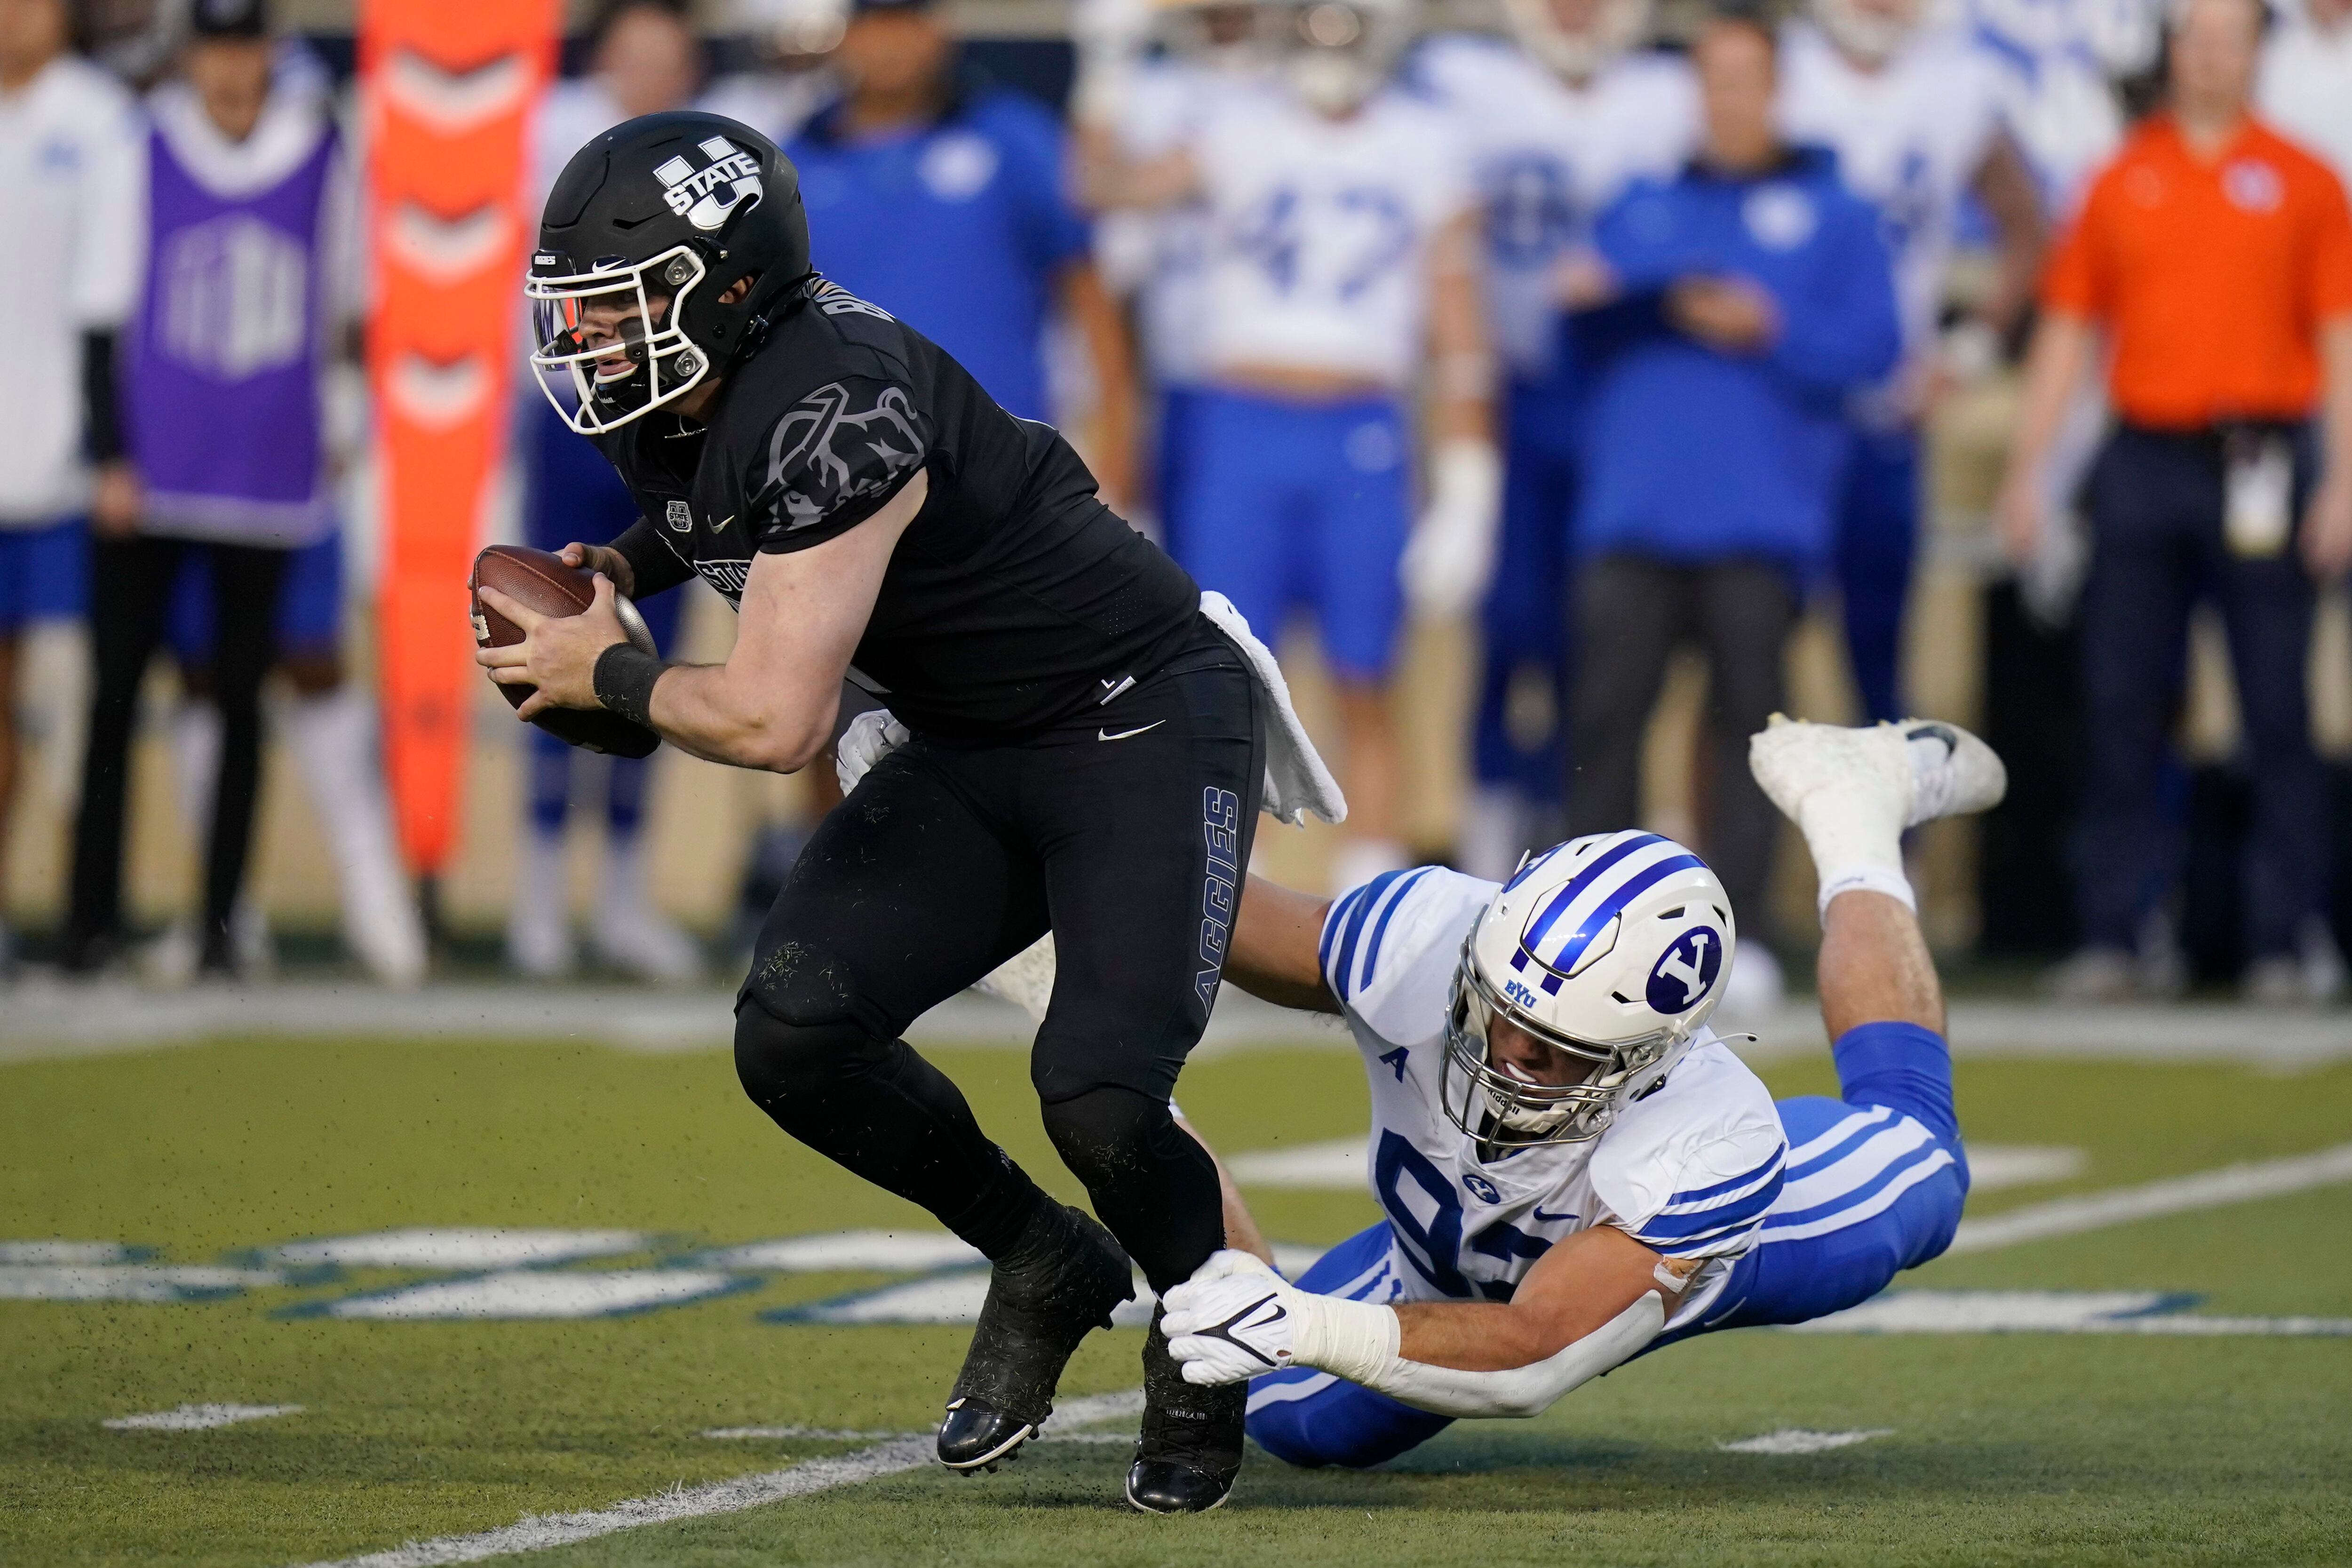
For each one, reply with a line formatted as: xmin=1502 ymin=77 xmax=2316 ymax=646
xmin=787 ymin=0 xmax=1136 ymax=502
xmin=1559 ymin=8 xmax=1900 ymax=1011
xmin=1157 ymin=716 xmax=2002 ymax=1466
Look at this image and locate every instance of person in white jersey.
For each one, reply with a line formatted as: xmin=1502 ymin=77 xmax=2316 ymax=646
xmin=1408 ymin=0 xmax=1694 ymax=882
xmin=1155 ymin=716 xmax=2005 ymax=1466
xmin=1779 ymin=0 xmax=2045 ymax=736
xmin=1073 ymin=0 xmax=1276 ymax=535
xmin=1961 ymin=0 xmax=2151 ymax=210
xmin=506 ymin=0 xmax=709 ymax=982
xmin=1096 ymin=0 xmax=1496 ymax=891
xmin=0 ymin=0 xmax=142 ymax=976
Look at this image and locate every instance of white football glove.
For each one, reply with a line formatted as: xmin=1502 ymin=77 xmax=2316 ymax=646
xmin=834 ymin=708 xmax=910 ymax=796
xmin=1161 ymin=1250 xmax=1311 ymax=1385
xmin=1401 ymin=439 xmax=1502 ymax=618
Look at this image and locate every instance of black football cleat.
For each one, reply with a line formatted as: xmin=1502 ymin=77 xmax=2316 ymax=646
xmin=1124 ymin=1308 xmax=1245 ymax=1514
xmin=936 ymin=1203 xmax=1134 ymax=1472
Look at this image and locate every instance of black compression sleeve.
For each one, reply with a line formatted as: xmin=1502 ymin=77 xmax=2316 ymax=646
xmin=82 ymin=329 xmax=123 ymax=463
xmin=592 ymin=642 xmax=664 ymax=729
xmin=609 ymin=517 xmax=695 ymax=599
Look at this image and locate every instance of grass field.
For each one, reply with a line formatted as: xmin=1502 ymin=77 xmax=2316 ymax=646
xmin=5 ymin=1030 xmax=2352 ymax=1567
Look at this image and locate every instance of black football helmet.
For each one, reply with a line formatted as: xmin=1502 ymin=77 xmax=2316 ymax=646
xmin=527 ymin=111 xmax=812 ymax=434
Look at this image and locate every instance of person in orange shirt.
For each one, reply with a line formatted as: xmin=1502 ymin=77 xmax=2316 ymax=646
xmin=1996 ymin=0 xmax=2352 ymax=1004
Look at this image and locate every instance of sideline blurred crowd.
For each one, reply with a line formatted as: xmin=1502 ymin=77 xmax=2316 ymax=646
xmin=0 ymin=0 xmax=2348 ymax=1008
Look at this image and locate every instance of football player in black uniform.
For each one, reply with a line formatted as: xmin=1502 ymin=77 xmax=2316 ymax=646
xmin=476 ymin=111 xmax=1262 ymax=1512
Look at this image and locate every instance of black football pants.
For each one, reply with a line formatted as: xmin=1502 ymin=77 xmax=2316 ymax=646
xmin=734 ymin=619 xmax=1265 ymax=1293
xmin=68 ymin=533 xmax=287 ymax=964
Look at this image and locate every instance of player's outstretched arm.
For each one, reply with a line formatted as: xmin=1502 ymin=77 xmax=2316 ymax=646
xmin=1162 ymin=1226 xmax=1675 ymax=1420
xmin=1224 ymin=875 xmax=1342 ymax=1014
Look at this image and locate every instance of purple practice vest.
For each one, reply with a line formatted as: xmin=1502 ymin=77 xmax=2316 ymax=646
xmin=128 ymin=114 xmax=336 ymax=543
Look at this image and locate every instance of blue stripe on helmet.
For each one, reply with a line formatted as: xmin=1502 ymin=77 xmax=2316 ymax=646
xmin=1518 ymin=833 xmax=1663 ymax=957
xmin=1532 ymin=853 xmax=1708 ymax=991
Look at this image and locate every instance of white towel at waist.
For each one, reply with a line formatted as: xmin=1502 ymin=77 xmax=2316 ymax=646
xmin=1199 ymin=590 xmax=1346 ymax=828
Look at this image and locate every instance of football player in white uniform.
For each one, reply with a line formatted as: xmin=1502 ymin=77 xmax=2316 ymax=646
xmin=1091 ymin=0 xmax=1496 ymax=892
xmin=1409 ymin=0 xmax=1696 ymax=880
xmin=1153 ymin=716 xmax=2005 ymax=1465
xmin=1778 ymin=0 xmax=2046 ymax=730
xmin=1072 ymin=0 xmax=1278 ymax=533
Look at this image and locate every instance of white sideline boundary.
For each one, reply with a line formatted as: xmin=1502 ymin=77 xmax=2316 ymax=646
xmin=1948 ymin=1141 xmax=2352 ymax=1254
xmin=290 ymin=1391 xmax=1142 ymax=1568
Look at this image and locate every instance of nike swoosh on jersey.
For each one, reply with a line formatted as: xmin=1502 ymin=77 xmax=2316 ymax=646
xmin=1098 ymin=721 xmax=1165 ymax=742
xmin=1532 ymin=1205 xmax=1580 ymax=1223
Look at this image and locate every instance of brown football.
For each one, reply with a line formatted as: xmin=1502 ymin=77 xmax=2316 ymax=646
xmin=469 ymin=544 xmax=661 ymax=759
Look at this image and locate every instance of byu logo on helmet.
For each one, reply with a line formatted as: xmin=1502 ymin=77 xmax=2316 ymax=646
xmin=1645 ymin=927 xmax=1723 ymax=1013
xmin=655 ymin=136 xmax=764 ymax=231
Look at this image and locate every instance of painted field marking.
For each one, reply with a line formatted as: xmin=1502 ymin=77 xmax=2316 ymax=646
xmin=293 ymin=1390 xmax=1142 ymax=1568
xmin=104 ymin=1403 xmax=303 ymax=1431
xmin=1787 ymin=1289 xmax=2352 ymax=1336
xmin=1948 ymin=1141 xmax=2352 ymax=1255
xmin=689 ymin=1230 xmax=985 ymax=1273
xmin=291 ymin=1269 xmax=753 ymax=1321
xmin=701 ymin=1426 xmax=916 ymax=1441
xmin=0 ymin=1264 xmax=284 ymax=1302
xmin=0 ymin=1241 xmax=145 ymax=1265
xmin=1718 ymin=1428 xmax=1893 ymax=1455
xmin=263 ymin=1230 xmax=652 ymax=1270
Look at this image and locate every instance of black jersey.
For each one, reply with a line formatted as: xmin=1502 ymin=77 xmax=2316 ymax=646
xmin=595 ymin=277 xmax=1202 ymax=742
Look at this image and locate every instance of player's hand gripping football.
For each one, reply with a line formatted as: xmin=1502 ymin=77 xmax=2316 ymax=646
xmin=476 ymin=573 xmax=630 ymax=719
xmin=1162 ymin=1249 xmax=1310 ymax=1385
xmin=553 ymin=540 xmax=637 ymax=597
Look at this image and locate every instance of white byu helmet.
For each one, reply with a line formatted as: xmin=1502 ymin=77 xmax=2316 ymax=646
xmin=1442 ymin=830 xmax=1734 ymax=1148
xmin=1502 ymin=0 xmax=1654 ymax=84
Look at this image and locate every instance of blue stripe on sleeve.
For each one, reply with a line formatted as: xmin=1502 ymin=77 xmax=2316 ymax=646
xmin=1356 ymin=867 xmax=1433 ymax=995
xmin=1327 ymin=871 xmax=1406 ymax=1003
xmin=1663 ymin=1148 xmax=1787 ymax=1208
xmin=1319 ymin=886 xmax=1367 ymax=995
xmin=1634 ymin=1167 xmax=1786 ymax=1244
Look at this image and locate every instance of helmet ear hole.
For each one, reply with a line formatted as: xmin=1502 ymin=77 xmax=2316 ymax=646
xmin=1657 ymin=906 xmax=1684 ymax=920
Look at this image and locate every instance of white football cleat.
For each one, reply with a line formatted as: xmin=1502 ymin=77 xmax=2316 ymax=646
xmin=1750 ymin=716 xmax=2006 ymax=834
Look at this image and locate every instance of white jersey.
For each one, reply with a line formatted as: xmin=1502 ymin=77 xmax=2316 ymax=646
xmin=2259 ymin=14 xmax=2352 ymax=198
xmin=1413 ymin=34 xmax=1695 ymax=381
xmin=1318 ymin=867 xmax=1788 ymax=1332
xmin=1100 ymin=56 xmax=1279 ymax=389
xmin=1190 ymin=85 xmax=1472 ymax=389
xmin=1779 ymin=21 xmax=2003 ymax=422
xmin=0 ymin=56 xmax=143 ymax=525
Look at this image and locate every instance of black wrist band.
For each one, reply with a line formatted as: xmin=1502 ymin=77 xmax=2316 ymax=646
xmin=592 ymin=643 xmax=664 ymax=729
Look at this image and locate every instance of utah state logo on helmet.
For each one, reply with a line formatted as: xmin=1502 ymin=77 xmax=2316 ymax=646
xmin=1440 ymin=831 xmax=1735 ymax=1146
xmin=526 ymin=111 xmax=813 ymax=435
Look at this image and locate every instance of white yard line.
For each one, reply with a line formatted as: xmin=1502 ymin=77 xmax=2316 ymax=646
xmin=1948 ymin=1141 xmax=2352 ymax=1254
xmin=106 ymin=1403 xmax=303 ymax=1431
xmin=1718 ymin=1428 xmax=1893 ymax=1455
xmin=290 ymin=1391 xmax=1142 ymax=1568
